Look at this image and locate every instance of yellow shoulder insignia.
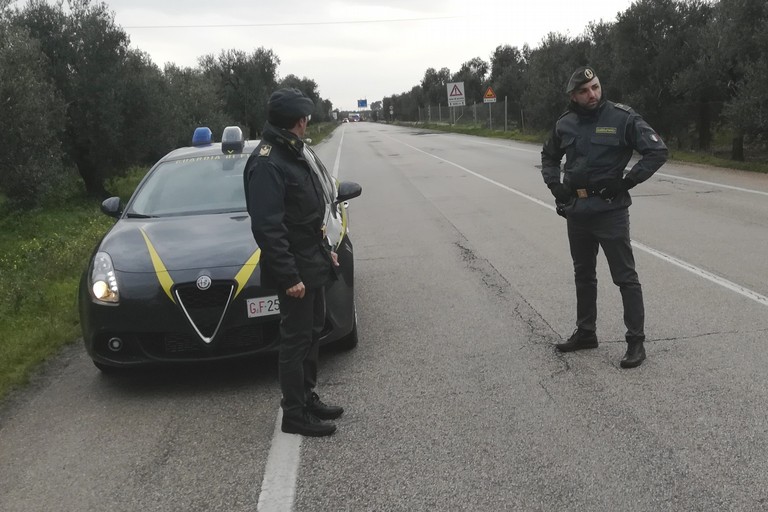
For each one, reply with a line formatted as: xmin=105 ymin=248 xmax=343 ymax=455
xmin=259 ymin=145 xmax=272 ymax=157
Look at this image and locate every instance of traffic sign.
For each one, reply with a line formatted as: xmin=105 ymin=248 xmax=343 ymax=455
xmin=483 ymin=86 xmax=497 ymax=103
xmin=447 ymin=81 xmax=466 ymax=107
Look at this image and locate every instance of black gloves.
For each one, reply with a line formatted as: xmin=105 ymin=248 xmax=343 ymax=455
xmin=548 ymin=183 xmax=570 ymax=219
xmin=598 ymin=179 xmax=622 ymax=201
xmin=598 ymin=177 xmax=637 ymax=201
xmin=548 ymin=182 xmax=571 ymax=203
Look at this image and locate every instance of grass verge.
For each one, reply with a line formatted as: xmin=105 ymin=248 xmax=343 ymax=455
xmin=0 ymin=202 xmax=114 ymax=398
xmin=306 ymin=121 xmax=337 ymax=145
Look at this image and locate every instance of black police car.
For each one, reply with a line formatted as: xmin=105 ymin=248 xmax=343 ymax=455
xmin=78 ymin=126 xmax=361 ymax=372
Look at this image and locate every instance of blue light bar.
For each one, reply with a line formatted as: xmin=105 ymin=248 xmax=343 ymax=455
xmin=192 ymin=127 xmax=213 ymax=146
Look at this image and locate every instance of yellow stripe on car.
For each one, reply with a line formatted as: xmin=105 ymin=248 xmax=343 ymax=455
xmin=140 ymin=228 xmax=176 ymax=303
xmin=336 ymin=203 xmax=348 ymax=251
xmin=234 ymin=249 xmax=261 ymax=298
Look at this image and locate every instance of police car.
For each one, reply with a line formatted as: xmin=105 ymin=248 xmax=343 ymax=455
xmin=78 ymin=126 xmax=361 ymax=372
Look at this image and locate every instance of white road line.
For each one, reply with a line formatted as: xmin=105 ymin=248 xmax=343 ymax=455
xmin=654 ymin=172 xmax=768 ymax=196
xmin=632 ymin=241 xmax=768 ymax=306
xmin=257 ymin=409 xmax=301 ymax=512
xmin=387 ymin=134 xmax=768 ymax=308
xmin=331 ymin=125 xmax=346 ymax=180
xmin=446 ymin=135 xmax=539 ymax=153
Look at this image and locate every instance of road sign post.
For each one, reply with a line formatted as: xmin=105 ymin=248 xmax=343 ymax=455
xmin=483 ymin=86 xmax=497 ymax=130
xmin=447 ymin=82 xmax=466 ymax=125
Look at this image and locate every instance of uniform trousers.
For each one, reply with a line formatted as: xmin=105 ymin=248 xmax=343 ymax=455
xmin=276 ymin=286 xmax=326 ymax=419
xmin=566 ymin=207 xmax=645 ymax=339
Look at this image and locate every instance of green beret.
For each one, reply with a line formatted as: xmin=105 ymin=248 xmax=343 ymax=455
xmin=566 ymin=66 xmax=598 ymax=93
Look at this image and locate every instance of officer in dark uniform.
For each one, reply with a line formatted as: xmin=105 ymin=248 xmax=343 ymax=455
xmin=541 ymin=66 xmax=668 ymax=368
xmin=244 ymin=88 xmax=343 ymax=436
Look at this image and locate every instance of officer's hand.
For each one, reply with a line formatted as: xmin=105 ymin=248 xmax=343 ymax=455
xmin=555 ymin=202 xmax=567 ymax=218
xmin=330 ymin=251 xmax=340 ymax=267
xmin=286 ymin=282 xmax=306 ymax=299
xmin=598 ymin=179 xmax=623 ymax=201
xmin=548 ymin=183 xmax=571 ymax=203
xmin=622 ymin=176 xmax=637 ymax=190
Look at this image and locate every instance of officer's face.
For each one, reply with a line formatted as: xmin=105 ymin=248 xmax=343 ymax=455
xmin=295 ymin=115 xmax=309 ymax=138
xmin=570 ymin=77 xmax=602 ymax=110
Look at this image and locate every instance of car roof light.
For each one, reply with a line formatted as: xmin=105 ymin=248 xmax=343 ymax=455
xmin=221 ymin=126 xmax=245 ymax=154
xmin=192 ymin=127 xmax=213 ymax=146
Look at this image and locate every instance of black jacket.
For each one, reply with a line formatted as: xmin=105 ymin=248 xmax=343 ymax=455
xmin=541 ymin=99 xmax=668 ymax=217
xmin=244 ymin=122 xmax=335 ymax=290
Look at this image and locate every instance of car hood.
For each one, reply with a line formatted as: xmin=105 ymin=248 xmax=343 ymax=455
xmin=101 ymin=214 xmax=258 ymax=272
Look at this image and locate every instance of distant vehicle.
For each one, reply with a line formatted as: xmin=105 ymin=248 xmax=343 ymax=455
xmin=342 ymin=118 xmax=349 ymax=123
xmin=348 ymin=113 xmax=361 ymax=122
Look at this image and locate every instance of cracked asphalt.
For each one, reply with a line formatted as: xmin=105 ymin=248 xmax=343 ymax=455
xmin=3 ymin=123 xmax=768 ymax=511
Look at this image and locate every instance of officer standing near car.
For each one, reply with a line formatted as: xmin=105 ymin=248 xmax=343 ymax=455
xmin=244 ymin=88 xmax=343 ymax=436
xmin=541 ymin=66 xmax=668 ymax=368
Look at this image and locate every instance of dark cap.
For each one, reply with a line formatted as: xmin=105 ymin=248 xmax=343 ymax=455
xmin=267 ymin=88 xmax=315 ymax=127
xmin=566 ymin=66 xmax=598 ymax=93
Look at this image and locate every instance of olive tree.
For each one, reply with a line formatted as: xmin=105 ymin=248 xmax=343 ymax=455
xmin=15 ymin=0 xmax=133 ymax=198
xmin=0 ymin=21 xmax=65 ymax=208
xmin=200 ymin=48 xmax=280 ymax=138
xmin=163 ymin=64 xmax=235 ymax=147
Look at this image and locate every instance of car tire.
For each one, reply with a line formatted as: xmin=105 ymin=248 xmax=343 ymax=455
xmin=335 ymin=310 xmax=358 ymax=351
xmin=335 ymin=320 xmax=358 ymax=350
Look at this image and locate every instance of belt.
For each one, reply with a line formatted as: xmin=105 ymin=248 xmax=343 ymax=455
xmin=573 ymin=188 xmax=600 ymax=199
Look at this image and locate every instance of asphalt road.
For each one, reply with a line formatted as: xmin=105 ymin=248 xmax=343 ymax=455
xmin=2 ymin=122 xmax=768 ymax=511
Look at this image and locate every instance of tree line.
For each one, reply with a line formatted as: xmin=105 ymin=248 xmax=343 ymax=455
xmin=383 ymin=0 xmax=768 ymax=163
xmin=0 ymin=0 xmax=334 ymax=209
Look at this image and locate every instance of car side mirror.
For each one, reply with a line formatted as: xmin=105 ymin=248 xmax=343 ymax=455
xmin=100 ymin=196 xmax=122 ymax=218
xmin=336 ymin=181 xmax=362 ymax=202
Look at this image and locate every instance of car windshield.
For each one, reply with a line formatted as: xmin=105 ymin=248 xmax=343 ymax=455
xmin=128 ymin=153 xmax=249 ymax=217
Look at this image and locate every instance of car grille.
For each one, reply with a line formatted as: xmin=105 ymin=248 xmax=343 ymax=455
xmin=138 ymin=323 xmax=280 ymax=359
xmin=174 ymin=282 xmax=234 ymax=342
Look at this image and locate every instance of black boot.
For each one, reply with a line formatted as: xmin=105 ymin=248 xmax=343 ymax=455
xmin=620 ymin=339 xmax=646 ymax=368
xmin=306 ymin=392 xmax=344 ymax=420
xmin=281 ymin=411 xmax=336 ymax=437
xmin=556 ymin=329 xmax=598 ymax=352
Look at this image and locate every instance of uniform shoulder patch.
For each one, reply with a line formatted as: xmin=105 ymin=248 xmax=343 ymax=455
xmin=613 ymin=102 xmax=633 ymax=112
xmin=258 ymin=144 xmax=272 ymax=157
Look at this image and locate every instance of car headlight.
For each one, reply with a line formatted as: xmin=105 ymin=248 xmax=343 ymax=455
xmin=90 ymin=251 xmax=119 ymax=303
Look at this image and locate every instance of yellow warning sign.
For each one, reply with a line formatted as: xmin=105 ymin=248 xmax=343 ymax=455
xmin=483 ymin=86 xmax=497 ymax=103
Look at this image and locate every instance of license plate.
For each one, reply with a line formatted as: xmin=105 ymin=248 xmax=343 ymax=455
xmin=247 ymin=295 xmax=280 ymax=318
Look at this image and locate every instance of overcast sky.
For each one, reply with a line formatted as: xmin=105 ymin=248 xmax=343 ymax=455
xmin=101 ymin=0 xmax=636 ymax=111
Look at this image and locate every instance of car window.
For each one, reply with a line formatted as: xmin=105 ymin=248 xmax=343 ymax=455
xmin=129 ymin=153 xmax=249 ymax=217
